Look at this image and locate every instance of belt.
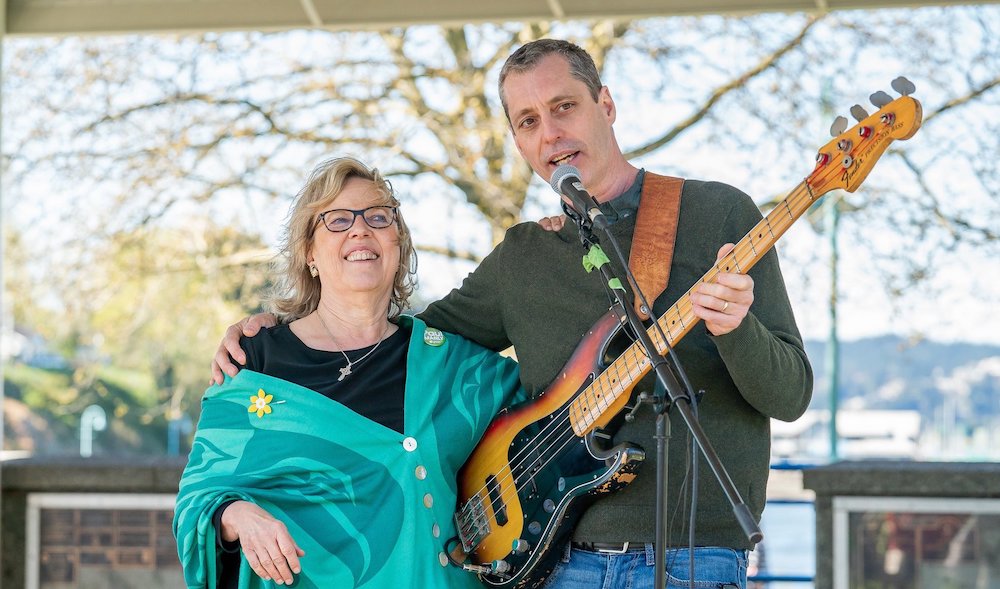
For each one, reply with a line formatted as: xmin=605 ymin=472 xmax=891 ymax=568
xmin=570 ymin=541 xmax=642 ymax=554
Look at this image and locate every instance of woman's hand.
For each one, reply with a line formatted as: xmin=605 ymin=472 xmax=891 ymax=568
xmin=220 ymin=500 xmax=305 ymax=585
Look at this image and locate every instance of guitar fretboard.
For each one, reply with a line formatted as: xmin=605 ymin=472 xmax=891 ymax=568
xmin=566 ymin=179 xmax=820 ymax=434
xmin=565 ymin=94 xmax=920 ymax=434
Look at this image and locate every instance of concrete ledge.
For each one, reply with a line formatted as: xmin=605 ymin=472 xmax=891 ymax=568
xmin=1 ymin=456 xmax=188 ymax=588
xmin=803 ymin=461 xmax=1000 ymax=589
xmin=803 ymin=460 xmax=1000 ymax=498
xmin=2 ymin=455 xmax=187 ymax=492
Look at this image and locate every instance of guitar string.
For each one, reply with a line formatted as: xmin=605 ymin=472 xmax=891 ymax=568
xmin=474 ymin=105 xmax=907 ymax=523
xmin=457 ymin=177 xmax=825 ymax=535
xmin=476 ymin=107 xmax=913 ymax=536
xmin=458 ymin=179 xmax=824 ymax=536
xmin=458 ymin=156 xmax=846 ymax=536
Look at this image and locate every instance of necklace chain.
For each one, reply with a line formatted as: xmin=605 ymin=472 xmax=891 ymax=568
xmin=315 ymin=312 xmax=391 ymax=382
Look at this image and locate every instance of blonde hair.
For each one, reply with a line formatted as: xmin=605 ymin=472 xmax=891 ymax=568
xmin=268 ymin=156 xmax=417 ymax=321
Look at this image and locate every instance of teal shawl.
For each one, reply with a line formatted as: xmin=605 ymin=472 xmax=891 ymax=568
xmin=174 ymin=317 xmax=523 ymax=588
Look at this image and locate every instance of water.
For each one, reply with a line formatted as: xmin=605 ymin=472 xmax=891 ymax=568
xmin=752 ymin=501 xmax=816 ymax=587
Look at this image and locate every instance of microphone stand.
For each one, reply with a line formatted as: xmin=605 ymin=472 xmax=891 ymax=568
xmin=564 ymin=205 xmax=762 ymax=589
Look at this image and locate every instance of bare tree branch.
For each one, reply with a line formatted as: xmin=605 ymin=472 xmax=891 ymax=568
xmin=624 ymin=15 xmax=822 ymax=159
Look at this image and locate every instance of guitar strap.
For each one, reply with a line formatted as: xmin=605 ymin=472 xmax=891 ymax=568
xmin=628 ymin=172 xmax=684 ymax=320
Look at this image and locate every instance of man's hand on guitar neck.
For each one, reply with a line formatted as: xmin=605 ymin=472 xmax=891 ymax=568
xmin=692 ymin=243 xmax=754 ymax=337
xmin=211 ymin=313 xmax=277 ymax=385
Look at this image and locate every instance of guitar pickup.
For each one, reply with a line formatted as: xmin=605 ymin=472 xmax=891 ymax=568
xmin=486 ymin=474 xmax=509 ymax=526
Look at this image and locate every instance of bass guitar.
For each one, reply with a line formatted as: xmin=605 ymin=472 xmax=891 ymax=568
xmin=452 ymin=81 xmax=923 ymax=588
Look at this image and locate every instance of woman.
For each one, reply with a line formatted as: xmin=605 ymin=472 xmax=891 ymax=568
xmin=173 ymin=156 xmax=523 ymax=588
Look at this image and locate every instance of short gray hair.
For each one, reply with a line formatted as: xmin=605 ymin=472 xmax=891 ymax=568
xmin=498 ymin=39 xmax=603 ymax=124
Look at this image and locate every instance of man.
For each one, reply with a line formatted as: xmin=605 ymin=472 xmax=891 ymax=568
xmin=213 ymin=39 xmax=812 ymax=588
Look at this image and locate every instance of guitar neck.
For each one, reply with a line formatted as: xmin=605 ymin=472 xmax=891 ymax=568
xmin=649 ymin=180 xmax=817 ymax=355
xmin=568 ymin=179 xmax=818 ymax=434
xmin=567 ymin=91 xmax=921 ymax=435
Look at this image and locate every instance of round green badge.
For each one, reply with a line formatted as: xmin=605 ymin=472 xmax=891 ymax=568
xmin=423 ymin=328 xmax=446 ymax=347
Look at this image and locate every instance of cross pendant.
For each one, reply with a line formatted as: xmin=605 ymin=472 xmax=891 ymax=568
xmin=338 ymin=365 xmax=352 ymax=381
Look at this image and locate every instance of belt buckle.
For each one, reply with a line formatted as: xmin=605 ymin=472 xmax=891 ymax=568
xmin=597 ymin=542 xmax=630 ymax=554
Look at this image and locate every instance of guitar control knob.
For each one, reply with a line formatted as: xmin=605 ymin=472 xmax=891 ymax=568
xmin=491 ymin=560 xmax=512 ymax=574
xmin=543 ymin=499 xmax=556 ymax=513
xmin=512 ymin=539 xmax=530 ymax=554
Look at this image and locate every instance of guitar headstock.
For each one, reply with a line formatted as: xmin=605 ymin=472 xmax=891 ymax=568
xmin=806 ymin=77 xmax=922 ymax=196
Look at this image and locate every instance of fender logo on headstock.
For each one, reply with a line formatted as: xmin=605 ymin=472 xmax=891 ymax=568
xmin=810 ymin=79 xmax=922 ymax=197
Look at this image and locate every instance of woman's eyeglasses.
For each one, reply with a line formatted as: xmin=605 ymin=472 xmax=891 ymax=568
xmin=317 ymin=206 xmax=397 ymax=233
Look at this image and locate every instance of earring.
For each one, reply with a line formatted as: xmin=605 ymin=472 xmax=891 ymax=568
xmin=309 ymin=263 xmax=319 ymax=278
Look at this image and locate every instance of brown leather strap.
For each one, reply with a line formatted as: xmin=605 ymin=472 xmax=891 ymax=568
xmin=628 ymin=173 xmax=684 ymax=320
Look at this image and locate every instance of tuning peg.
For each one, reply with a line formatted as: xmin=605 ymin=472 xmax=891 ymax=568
xmin=849 ymin=105 xmax=869 ymax=122
xmin=870 ymin=91 xmax=893 ymax=108
xmin=891 ymin=76 xmax=916 ymax=96
xmin=830 ymin=116 xmax=849 ymax=136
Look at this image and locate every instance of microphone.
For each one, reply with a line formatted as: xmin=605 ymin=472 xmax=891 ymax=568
xmin=549 ymin=165 xmax=608 ymax=230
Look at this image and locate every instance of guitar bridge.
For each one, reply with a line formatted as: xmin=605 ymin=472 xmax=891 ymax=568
xmin=455 ymin=493 xmax=491 ymax=553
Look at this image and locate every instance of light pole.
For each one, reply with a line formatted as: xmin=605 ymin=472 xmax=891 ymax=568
xmin=80 ymin=404 xmax=107 ymax=457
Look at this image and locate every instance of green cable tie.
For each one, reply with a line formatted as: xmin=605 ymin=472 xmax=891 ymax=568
xmin=582 ymin=245 xmax=611 ymax=273
xmin=608 ymin=278 xmax=625 ymax=292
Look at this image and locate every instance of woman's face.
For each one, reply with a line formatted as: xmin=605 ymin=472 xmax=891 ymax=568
xmin=309 ymin=177 xmax=400 ymax=304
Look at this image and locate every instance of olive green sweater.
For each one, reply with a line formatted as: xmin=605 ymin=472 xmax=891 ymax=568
xmin=420 ymin=174 xmax=812 ymax=550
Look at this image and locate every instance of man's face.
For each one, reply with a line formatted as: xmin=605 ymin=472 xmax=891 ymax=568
xmin=502 ymin=54 xmax=617 ymax=191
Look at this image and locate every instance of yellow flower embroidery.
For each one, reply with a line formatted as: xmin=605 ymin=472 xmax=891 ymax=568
xmin=248 ymin=390 xmax=274 ymax=418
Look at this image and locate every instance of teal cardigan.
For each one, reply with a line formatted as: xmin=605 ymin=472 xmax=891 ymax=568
xmin=173 ymin=316 xmax=524 ymax=588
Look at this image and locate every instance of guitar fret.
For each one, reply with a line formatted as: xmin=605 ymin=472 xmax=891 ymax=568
xmin=592 ymin=380 xmax=605 ymax=415
xmin=614 ymin=360 xmax=627 ymax=387
xmin=597 ymin=377 xmax=611 ymax=412
xmin=782 ymin=199 xmax=794 ymax=220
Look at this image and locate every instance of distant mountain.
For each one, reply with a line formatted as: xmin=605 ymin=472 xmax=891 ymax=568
xmin=804 ymin=336 xmax=1000 ymax=428
xmin=806 ymin=336 xmax=999 ymax=386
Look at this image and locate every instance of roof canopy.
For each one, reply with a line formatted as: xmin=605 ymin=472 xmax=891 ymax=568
xmin=4 ymin=0 xmax=994 ymax=36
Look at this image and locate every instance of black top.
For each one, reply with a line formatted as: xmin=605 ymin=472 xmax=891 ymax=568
xmin=240 ymin=322 xmax=409 ymax=433
xmin=214 ymin=320 xmax=409 ymax=588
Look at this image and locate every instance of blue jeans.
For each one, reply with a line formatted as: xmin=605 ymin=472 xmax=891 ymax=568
xmin=541 ymin=544 xmax=748 ymax=589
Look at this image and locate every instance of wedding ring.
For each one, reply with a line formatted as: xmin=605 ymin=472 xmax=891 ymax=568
xmin=721 ymin=301 xmax=730 ymax=313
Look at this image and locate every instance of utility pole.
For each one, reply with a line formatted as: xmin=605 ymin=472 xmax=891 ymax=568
xmin=826 ymin=197 xmax=840 ymax=461
xmin=821 ymin=79 xmax=841 ymax=462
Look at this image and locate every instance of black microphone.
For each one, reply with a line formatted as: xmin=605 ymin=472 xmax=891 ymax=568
xmin=549 ymin=165 xmax=608 ymax=230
